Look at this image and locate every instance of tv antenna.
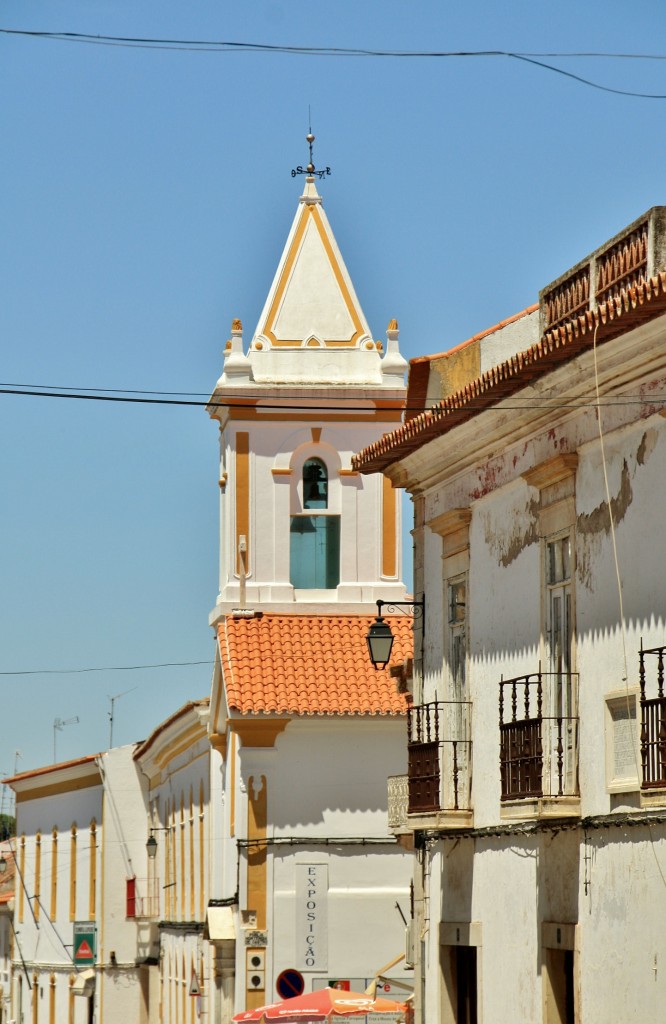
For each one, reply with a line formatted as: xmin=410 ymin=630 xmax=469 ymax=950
xmin=53 ymin=717 xmax=79 ymax=763
xmin=108 ymin=687 xmax=138 ymax=747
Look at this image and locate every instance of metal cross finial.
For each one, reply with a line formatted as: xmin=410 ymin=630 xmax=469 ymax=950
xmin=291 ymin=121 xmax=331 ymax=181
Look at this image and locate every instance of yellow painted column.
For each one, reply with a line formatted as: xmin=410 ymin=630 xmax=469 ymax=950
xmin=382 ymin=475 xmax=397 ymax=578
xmin=235 ymin=432 xmax=250 ymax=574
xmin=246 ymin=775 xmax=267 ymax=1010
xmin=69 ymin=826 xmax=77 ymax=921
xmin=34 ymin=833 xmax=41 ymax=922
xmin=50 ymin=829 xmax=58 ymax=920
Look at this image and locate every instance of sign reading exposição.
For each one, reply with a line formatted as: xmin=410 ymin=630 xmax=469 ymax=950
xmin=295 ymin=863 xmax=328 ymax=971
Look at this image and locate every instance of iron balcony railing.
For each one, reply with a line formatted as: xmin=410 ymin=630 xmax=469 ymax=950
xmin=133 ymin=876 xmax=160 ymax=919
xmin=640 ymin=643 xmax=666 ymax=789
xmin=499 ymin=670 xmax=579 ymax=801
xmin=407 ymin=699 xmax=472 ymax=814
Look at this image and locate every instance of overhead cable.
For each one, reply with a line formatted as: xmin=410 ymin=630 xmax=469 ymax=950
xmin=1 ymin=29 xmax=666 ymax=98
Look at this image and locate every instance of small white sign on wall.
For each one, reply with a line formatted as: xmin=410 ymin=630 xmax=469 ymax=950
xmin=295 ymin=863 xmax=328 ymax=971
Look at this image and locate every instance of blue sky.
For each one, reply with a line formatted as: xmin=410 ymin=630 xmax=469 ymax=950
xmin=3 ymin=0 xmax=666 ymax=776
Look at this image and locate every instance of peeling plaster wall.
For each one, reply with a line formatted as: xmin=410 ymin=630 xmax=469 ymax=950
xmin=411 ymin=346 xmax=666 ymax=1022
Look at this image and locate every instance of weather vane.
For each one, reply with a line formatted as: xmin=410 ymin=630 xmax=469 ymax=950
xmin=291 ymin=120 xmax=331 ymax=181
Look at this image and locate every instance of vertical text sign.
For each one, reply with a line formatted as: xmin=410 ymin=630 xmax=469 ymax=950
xmin=295 ymin=863 xmax=328 ymax=971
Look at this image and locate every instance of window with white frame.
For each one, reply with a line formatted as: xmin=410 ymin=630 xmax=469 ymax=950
xmin=544 ymin=529 xmax=577 ymax=794
xmin=448 ymin=575 xmax=467 ymax=696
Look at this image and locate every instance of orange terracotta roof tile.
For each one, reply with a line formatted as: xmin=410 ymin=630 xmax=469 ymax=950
xmin=217 ymin=613 xmax=412 ymax=716
xmin=354 ymin=272 xmax=666 ymax=473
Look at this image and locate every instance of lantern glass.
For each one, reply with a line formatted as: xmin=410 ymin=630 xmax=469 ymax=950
xmin=366 ymin=618 xmax=394 ymax=669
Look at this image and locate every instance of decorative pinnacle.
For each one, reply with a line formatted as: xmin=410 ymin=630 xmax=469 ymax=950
xmin=292 ymin=127 xmax=331 ymax=181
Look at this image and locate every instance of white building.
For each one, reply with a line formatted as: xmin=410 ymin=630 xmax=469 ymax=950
xmin=133 ymin=699 xmax=212 ymax=1024
xmin=0 ymin=840 xmax=15 ymax=1024
xmin=205 ymin=167 xmax=414 ymax=1018
xmin=354 ymin=207 xmax=666 ymax=1023
xmin=4 ymin=748 xmax=153 ymax=1023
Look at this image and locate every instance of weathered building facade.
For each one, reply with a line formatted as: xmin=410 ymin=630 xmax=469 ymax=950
xmin=355 ymin=208 xmax=666 ymax=1023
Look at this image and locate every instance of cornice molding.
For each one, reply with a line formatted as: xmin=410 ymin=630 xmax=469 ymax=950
xmin=231 ymin=719 xmax=289 ymax=748
xmin=522 ymin=453 xmax=579 ymax=491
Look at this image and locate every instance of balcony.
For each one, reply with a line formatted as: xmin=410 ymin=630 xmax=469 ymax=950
xmin=540 ymin=207 xmax=666 ymax=336
xmin=127 ymin=876 xmax=160 ymax=920
xmin=406 ymin=699 xmax=473 ymax=829
xmin=499 ymin=670 xmax=580 ymax=820
xmin=640 ymin=644 xmax=666 ymax=800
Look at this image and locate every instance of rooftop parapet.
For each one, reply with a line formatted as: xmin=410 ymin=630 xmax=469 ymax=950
xmin=540 ymin=206 xmax=666 ymax=337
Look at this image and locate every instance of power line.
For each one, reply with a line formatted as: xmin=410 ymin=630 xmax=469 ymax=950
xmin=0 ymin=660 xmax=213 ymax=678
xmin=1 ymin=383 xmax=665 ymax=414
xmin=1 ymin=29 xmax=666 ymax=98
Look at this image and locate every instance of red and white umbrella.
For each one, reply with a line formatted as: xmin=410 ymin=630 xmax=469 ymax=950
xmin=233 ymin=986 xmax=406 ymax=1022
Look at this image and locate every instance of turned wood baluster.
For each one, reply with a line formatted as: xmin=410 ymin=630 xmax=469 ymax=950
xmin=499 ymin=680 xmax=505 ymax=795
xmin=556 ymin=717 xmax=564 ymax=796
xmin=452 ymin=741 xmax=459 ymax=811
xmin=640 ymin=641 xmax=648 ymax=785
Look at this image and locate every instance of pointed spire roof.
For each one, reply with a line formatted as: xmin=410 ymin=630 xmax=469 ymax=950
xmin=251 ymin=176 xmax=373 ymax=350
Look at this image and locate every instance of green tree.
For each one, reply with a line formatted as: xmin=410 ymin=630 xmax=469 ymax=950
xmin=0 ymin=814 xmax=15 ymax=840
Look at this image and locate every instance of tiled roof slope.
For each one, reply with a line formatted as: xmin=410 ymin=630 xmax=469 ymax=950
xmin=354 ymin=272 xmax=666 ymax=473
xmin=217 ymin=613 xmax=412 ymax=716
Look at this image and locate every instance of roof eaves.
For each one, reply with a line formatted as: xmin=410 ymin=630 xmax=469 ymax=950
xmin=353 ymin=274 xmax=666 ymax=474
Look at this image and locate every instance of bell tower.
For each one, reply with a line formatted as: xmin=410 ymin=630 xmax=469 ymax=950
xmin=207 ymin=156 xmax=408 ymax=623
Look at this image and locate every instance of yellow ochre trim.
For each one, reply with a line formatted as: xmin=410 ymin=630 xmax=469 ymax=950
xmin=14 ymin=772 xmax=100 ymax=803
xmin=189 ymin=787 xmax=195 ymax=920
xmin=180 ymin=794 xmax=186 ymax=920
xmin=19 ymin=835 xmax=25 ymax=923
xmin=199 ymin=780 xmax=205 ymax=921
xmin=236 ymin=432 xmax=250 ymax=575
xmin=69 ymin=827 xmax=77 ymax=922
xmin=338 ymin=468 xmax=359 ymax=477
xmin=229 ymin=408 xmax=404 ymax=424
xmin=154 ymin=724 xmax=207 ymax=770
xmin=34 ymin=833 xmax=41 ymax=922
xmin=89 ymin=820 xmax=97 ymax=919
xmin=262 ymin=204 xmax=365 ymax=347
xmin=49 ymin=974 xmax=55 ymax=1024
xmin=382 ymin=475 xmax=397 ymax=578
xmin=50 ymin=830 xmax=57 ymax=920
xmin=232 ymin=719 xmax=289 ymax=748
xmin=311 ymin=427 xmax=322 ymax=444
xmin=271 ymin=468 xmax=293 ymax=477
xmin=246 ymin=775 xmax=268 ymax=1010
xmin=209 ymin=731 xmax=228 ymax=759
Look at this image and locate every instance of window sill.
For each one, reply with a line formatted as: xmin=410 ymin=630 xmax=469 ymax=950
xmin=407 ymin=808 xmax=474 ymax=831
xmin=640 ymin=787 xmax=666 ymax=808
xmin=500 ymin=796 xmax=581 ymax=821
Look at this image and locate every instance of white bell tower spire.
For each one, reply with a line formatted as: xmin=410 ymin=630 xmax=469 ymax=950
xmin=207 ymin=138 xmax=408 ymax=623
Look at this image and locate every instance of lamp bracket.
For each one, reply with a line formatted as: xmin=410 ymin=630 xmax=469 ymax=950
xmin=375 ymin=598 xmax=425 ymax=619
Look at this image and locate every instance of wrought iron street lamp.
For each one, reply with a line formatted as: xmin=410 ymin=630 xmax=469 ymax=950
xmin=146 ymin=827 xmax=170 ymax=859
xmin=366 ymin=598 xmax=425 ymax=670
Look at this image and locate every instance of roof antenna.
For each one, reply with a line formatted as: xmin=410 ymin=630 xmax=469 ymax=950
xmin=108 ymin=687 xmax=138 ymax=747
xmin=291 ymin=112 xmax=331 ymax=181
xmin=53 ymin=716 xmax=79 ymax=763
